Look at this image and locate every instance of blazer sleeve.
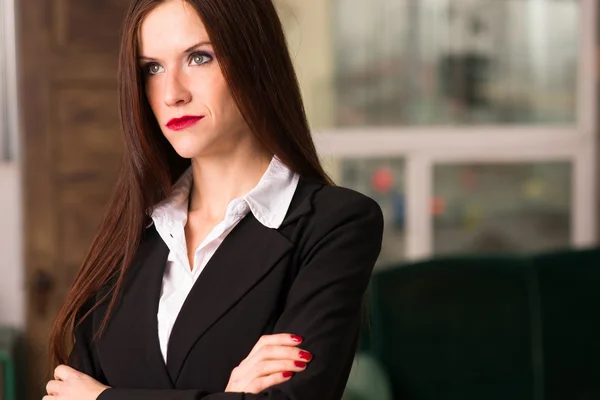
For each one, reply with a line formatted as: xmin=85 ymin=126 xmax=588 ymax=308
xmin=98 ymin=193 xmax=384 ymax=400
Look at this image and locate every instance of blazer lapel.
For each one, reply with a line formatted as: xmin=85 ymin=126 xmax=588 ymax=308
xmin=138 ymin=229 xmax=174 ymax=387
xmin=95 ymin=227 xmax=174 ymax=388
xmin=279 ymin=179 xmax=322 ymax=228
xmin=165 ymin=214 xmax=294 ymax=382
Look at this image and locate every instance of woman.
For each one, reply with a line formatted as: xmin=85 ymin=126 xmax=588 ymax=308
xmin=45 ymin=0 xmax=383 ymax=399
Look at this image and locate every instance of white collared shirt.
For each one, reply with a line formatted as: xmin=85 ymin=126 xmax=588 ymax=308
xmin=150 ymin=157 xmax=299 ymax=363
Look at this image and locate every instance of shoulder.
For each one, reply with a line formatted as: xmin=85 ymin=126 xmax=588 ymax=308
xmin=313 ymin=185 xmax=383 ymax=222
xmin=305 ymin=184 xmax=384 ymax=241
xmin=290 ymin=183 xmax=384 ymax=273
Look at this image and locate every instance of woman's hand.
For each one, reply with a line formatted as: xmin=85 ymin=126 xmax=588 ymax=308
xmin=44 ymin=365 xmax=109 ymax=400
xmin=225 ymin=333 xmax=313 ymax=394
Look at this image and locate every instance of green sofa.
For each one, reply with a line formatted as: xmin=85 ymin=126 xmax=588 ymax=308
xmin=344 ymin=248 xmax=600 ymax=400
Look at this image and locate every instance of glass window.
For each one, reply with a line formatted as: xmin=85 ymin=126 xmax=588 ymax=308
xmin=433 ymin=162 xmax=571 ymax=255
xmin=330 ymin=0 xmax=579 ymax=127
xmin=339 ymin=158 xmax=406 ymax=267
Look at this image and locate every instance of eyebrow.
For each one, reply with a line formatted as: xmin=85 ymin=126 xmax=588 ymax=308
xmin=138 ymin=41 xmax=213 ymax=62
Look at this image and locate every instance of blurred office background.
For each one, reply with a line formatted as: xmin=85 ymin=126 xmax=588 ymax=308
xmin=0 ymin=0 xmax=598 ymax=399
xmin=278 ymin=0 xmax=595 ymax=265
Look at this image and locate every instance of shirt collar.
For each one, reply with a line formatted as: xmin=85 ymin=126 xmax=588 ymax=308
xmin=150 ymin=156 xmax=299 ymax=229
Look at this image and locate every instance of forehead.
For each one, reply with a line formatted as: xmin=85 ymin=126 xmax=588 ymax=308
xmin=139 ymin=0 xmax=208 ymax=54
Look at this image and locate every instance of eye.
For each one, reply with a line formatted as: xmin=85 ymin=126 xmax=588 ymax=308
xmin=190 ymin=52 xmax=212 ymax=66
xmin=146 ymin=63 xmax=164 ymax=75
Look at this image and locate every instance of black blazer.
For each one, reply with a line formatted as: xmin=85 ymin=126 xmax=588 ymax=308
xmin=69 ymin=179 xmax=384 ymax=400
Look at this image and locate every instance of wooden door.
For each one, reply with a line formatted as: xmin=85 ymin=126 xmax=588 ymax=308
xmin=18 ymin=1 xmax=127 ymax=397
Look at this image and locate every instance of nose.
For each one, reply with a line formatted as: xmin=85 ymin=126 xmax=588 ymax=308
xmin=164 ymin=70 xmax=192 ymax=107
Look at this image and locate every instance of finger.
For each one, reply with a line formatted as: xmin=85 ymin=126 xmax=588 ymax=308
xmin=235 ymin=357 xmax=307 ymax=387
xmin=46 ymin=379 xmax=62 ymax=395
xmin=246 ymin=371 xmax=294 ymax=394
xmin=248 ymin=344 xmax=313 ymax=366
xmin=255 ymin=359 xmax=308 ymax=377
xmin=245 ymin=334 xmax=303 ymax=361
xmin=237 ymin=346 xmax=311 ymax=384
xmin=54 ymin=364 xmax=81 ymax=381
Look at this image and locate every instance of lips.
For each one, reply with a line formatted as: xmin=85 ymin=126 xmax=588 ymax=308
xmin=166 ymin=116 xmax=204 ymax=131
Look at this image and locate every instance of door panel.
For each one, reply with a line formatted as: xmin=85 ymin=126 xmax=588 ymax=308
xmin=54 ymin=86 xmax=122 ymax=177
xmin=18 ymin=0 xmax=126 ymax=397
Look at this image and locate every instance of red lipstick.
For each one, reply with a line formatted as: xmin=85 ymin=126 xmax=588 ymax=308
xmin=166 ymin=115 xmax=204 ymax=131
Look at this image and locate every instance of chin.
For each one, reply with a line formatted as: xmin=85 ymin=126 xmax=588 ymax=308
xmin=172 ymin=146 xmax=205 ymax=160
xmin=167 ymin=135 xmax=208 ymax=159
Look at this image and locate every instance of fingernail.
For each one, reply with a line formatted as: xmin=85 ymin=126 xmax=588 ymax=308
xmin=294 ymin=361 xmax=307 ymax=368
xmin=299 ymin=351 xmax=312 ymax=361
xmin=282 ymin=371 xmax=293 ymax=378
xmin=290 ymin=335 xmax=303 ymax=343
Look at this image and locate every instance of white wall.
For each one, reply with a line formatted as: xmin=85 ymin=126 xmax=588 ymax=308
xmin=275 ymin=0 xmax=335 ymax=129
xmin=0 ymin=165 xmax=24 ymax=328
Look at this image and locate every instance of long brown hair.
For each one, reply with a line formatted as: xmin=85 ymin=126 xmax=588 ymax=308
xmin=50 ymin=0 xmax=332 ymax=368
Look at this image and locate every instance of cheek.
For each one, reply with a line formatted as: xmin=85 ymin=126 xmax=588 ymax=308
xmin=203 ymin=73 xmax=235 ymax=112
xmin=213 ymin=83 xmax=241 ymax=120
xmin=145 ymin=82 xmax=162 ymax=117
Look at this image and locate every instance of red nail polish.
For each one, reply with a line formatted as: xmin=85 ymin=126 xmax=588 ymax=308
xmin=294 ymin=361 xmax=307 ymax=368
xmin=299 ymin=351 xmax=312 ymax=361
xmin=282 ymin=371 xmax=293 ymax=378
xmin=290 ymin=335 xmax=303 ymax=343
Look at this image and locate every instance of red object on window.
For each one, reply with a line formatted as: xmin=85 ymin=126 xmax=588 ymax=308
xmin=372 ymin=167 xmax=394 ymax=193
xmin=431 ymin=196 xmax=446 ymax=215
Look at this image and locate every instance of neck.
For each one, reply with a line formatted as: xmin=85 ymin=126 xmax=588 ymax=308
xmin=188 ymin=146 xmax=272 ymax=221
